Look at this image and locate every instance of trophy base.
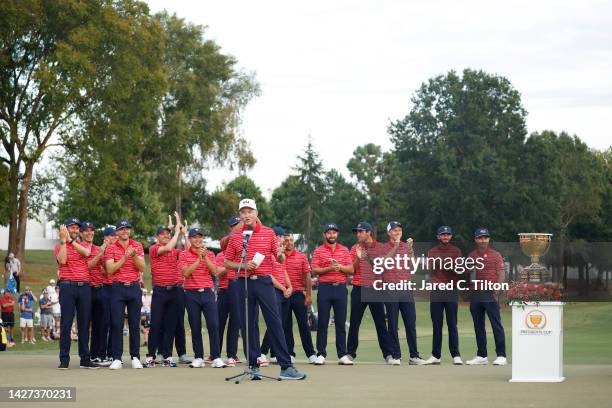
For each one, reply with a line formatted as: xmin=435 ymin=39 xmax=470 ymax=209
xmin=520 ymin=264 xmax=551 ymax=283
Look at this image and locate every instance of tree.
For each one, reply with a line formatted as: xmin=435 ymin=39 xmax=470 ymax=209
xmin=142 ymin=12 xmax=258 ymax=216
xmin=389 ymin=69 xmax=529 ymax=243
xmin=0 ymin=0 xmax=166 ymax=259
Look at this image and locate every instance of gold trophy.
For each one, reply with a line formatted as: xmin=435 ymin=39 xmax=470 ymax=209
xmin=518 ymin=233 xmax=553 ymax=283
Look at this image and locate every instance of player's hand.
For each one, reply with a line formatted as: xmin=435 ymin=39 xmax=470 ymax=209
xmin=59 ymin=225 xmax=69 ymax=242
xmin=406 ymin=238 xmax=413 ymax=248
xmin=126 ymin=246 xmax=137 ymax=257
xmin=199 ymin=247 xmax=208 ymax=259
xmin=284 ymin=287 xmax=293 ymax=298
xmin=356 ymin=247 xmax=363 ymax=259
xmin=247 ymin=261 xmax=257 ymax=271
xmin=304 ymin=294 xmax=312 ymax=306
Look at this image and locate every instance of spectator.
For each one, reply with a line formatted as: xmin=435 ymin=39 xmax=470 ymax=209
xmin=6 ymin=253 xmax=22 ymax=293
xmin=141 ymin=288 xmax=151 ymax=314
xmin=1 ymin=289 xmax=15 ymax=347
xmin=50 ymin=286 xmax=61 ymax=340
xmin=140 ymin=309 xmax=151 ymax=346
xmin=44 ymin=279 xmax=56 ymax=297
xmin=39 ymin=290 xmax=54 ymax=341
xmin=18 ymin=287 xmax=36 ymax=344
xmin=3 ymin=255 xmax=10 ymax=287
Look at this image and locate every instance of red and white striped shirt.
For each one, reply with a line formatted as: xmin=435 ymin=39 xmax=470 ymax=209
xmin=311 ymin=242 xmax=351 ymax=284
xmin=284 ymin=249 xmax=310 ymax=291
xmin=427 ymin=243 xmax=463 ymax=284
xmin=104 ymin=240 xmax=144 ymax=283
xmin=215 ymin=251 xmax=236 ymax=289
xmin=382 ymin=240 xmax=413 ymax=283
xmin=149 ymin=243 xmax=181 ymax=286
xmin=88 ymin=244 xmax=106 ymax=286
xmin=225 ymin=222 xmax=279 ymax=277
xmin=54 ymin=241 xmax=91 ymax=282
xmin=350 ymin=241 xmax=385 ymax=287
xmin=271 ymin=256 xmax=287 ymax=287
xmin=178 ymin=248 xmax=215 ymax=289
xmin=468 ymin=247 xmax=504 ymax=284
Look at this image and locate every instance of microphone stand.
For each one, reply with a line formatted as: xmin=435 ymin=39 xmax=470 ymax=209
xmin=225 ymin=233 xmax=281 ymax=384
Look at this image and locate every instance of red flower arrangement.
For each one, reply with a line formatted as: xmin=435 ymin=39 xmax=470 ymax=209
xmin=506 ymin=281 xmax=563 ymax=305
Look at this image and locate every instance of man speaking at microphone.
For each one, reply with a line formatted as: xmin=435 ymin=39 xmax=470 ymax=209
xmin=224 ymin=199 xmax=306 ymax=380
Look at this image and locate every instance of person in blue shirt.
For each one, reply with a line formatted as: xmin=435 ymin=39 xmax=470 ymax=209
xmin=18 ymin=287 xmax=36 ymax=344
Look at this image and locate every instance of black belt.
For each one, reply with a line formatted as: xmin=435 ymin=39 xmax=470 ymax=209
xmin=321 ymin=282 xmax=344 ymax=287
xmin=112 ymin=281 xmax=140 ymax=287
xmin=185 ymin=288 xmax=213 ymax=293
xmin=238 ymin=275 xmax=267 ymax=280
xmin=154 ymin=285 xmax=179 ymax=291
xmin=59 ymin=280 xmax=89 ymax=287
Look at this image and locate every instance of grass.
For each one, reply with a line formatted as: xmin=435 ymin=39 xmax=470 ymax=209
xmin=3 ymin=250 xmax=612 ymax=365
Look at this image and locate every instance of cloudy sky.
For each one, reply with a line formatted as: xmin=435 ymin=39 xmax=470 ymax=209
xmin=146 ymin=0 xmax=612 ymax=196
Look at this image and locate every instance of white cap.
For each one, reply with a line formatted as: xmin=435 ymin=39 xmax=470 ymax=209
xmin=142 ymin=288 xmax=148 ymax=293
xmin=49 ymin=279 xmax=56 ymax=284
xmin=238 ymin=198 xmax=257 ymax=211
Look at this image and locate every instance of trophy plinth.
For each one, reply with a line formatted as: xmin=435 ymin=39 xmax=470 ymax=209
xmin=518 ymin=233 xmax=553 ymax=283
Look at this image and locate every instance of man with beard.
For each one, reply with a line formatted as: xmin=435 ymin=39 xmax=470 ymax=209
xmin=282 ymin=232 xmax=317 ymax=364
xmin=465 ymin=228 xmax=507 ymax=366
xmin=54 ymin=218 xmax=97 ymax=370
xmin=215 ymin=216 xmax=243 ymax=366
xmin=382 ymin=221 xmax=426 ymax=365
xmin=180 ymin=227 xmax=226 ymax=368
xmin=105 ymin=220 xmax=146 ymax=370
xmin=144 ymin=212 xmax=184 ymax=368
xmin=224 ymin=199 xmax=306 ymax=380
xmin=311 ymin=223 xmax=353 ymax=365
xmin=347 ymin=221 xmax=395 ymax=365
xmin=82 ymin=221 xmax=112 ymax=367
xmin=423 ymin=226 xmax=464 ymax=365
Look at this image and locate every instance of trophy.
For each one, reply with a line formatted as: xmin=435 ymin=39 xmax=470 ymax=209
xmin=518 ymin=233 xmax=553 ymax=283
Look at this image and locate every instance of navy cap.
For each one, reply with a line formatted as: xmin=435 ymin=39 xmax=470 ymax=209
xmin=80 ymin=221 xmax=95 ymax=232
xmin=272 ymin=226 xmax=285 ymax=236
xmin=103 ymin=227 xmax=116 ymax=237
xmin=115 ymin=220 xmax=132 ymax=230
xmin=64 ymin=217 xmax=80 ymax=227
xmin=323 ymin=223 xmax=339 ymax=233
xmin=156 ymin=225 xmax=171 ymax=235
xmin=228 ymin=216 xmax=241 ymax=227
xmin=474 ymin=227 xmax=490 ymax=238
xmin=352 ymin=221 xmax=372 ymax=232
xmin=188 ymin=227 xmax=204 ymax=238
xmin=386 ymin=221 xmax=402 ymax=232
xmin=437 ymin=225 xmax=453 ymax=235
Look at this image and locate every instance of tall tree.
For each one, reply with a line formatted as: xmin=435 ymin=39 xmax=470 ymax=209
xmin=0 ymin=0 xmax=166 ymax=259
xmin=389 ymin=69 xmax=529 ymax=243
xmin=142 ymin=12 xmax=258 ymax=216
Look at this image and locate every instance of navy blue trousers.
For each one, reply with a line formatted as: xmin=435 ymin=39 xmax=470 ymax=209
xmin=385 ymin=300 xmax=420 ymax=359
xmin=347 ymin=285 xmax=393 ymax=359
xmin=147 ymin=286 xmax=180 ymax=358
xmin=217 ymin=280 xmax=241 ymax=358
xmin=237 ymin=276 xmax=292 ymax=369
xmin=90 ymin=285 xmax=111 ymax=359
xmin=110 ymin=283 xmax=141 ymax=360
xmin=185 ymin=289 xmax=220 ymax=359
xmin=470 ymin=292 xmax=506 ymax=358
xmin=430 ymin=290 xmax=460 ymax=358
xmin=285 ymin=291 xmax=316 ymax=358
xmin=261 ymin=288 xmax=290 ymax=357
xmin=58 ymin=282 xmax=92 ymax=364
xmin=103 ymin=285 xmax=113 ymax=359
xmin=316 ymin=282 xmax=347 ymax=358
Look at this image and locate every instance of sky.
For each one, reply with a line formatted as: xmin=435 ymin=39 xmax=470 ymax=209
xmin=146 ymin=0 xmax=612 ymax=197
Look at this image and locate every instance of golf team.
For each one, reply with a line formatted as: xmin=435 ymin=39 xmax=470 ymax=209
xmin=54 ymin=198 xmax=507 ymax=380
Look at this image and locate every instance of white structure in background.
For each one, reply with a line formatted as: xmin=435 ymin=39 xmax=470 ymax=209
xmin=0 ymin=212 xmax=58 ymax=251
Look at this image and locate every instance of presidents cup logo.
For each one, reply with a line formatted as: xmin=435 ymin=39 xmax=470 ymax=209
xmin=524 ymin=309 xmax=547 ymax=330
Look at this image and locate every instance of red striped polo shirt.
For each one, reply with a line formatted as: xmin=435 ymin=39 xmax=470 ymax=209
xmin=54 ymin=241 xmax=91 ymax=282
xmin=350 ymin=241 xmax=385 ymax=287
xmin=427 ymin=243 xmax=463 ymax=284
xmin=225 ymin=222 xmax=278 ymax=277
xmin=284 ymin=249 xmax=310 ymax=291
xmin=382 ymin=240 xmax=413 ymax=283
xmin=215 ymin=251 xmax=236 ymax=289
xmin=89 ymin=244 xmax=106 ymax=286
xmin=179 ymin=248 xmax=214 ymax=289
xmin=271 ymin=256 xmax=287 ymax=287
xmin=149 ymin=243 xmax=181 ymax=286
xmin=104 ymin=239 xmax=144 ymax=283
xmin=468 ymin=247 xmax=504 ymax=284
xmin=311 ymin=242 xmax=351 ymax=284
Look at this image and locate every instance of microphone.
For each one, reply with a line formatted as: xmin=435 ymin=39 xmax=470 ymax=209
xmin=242 ymin=226 xmax=253 ymax=247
